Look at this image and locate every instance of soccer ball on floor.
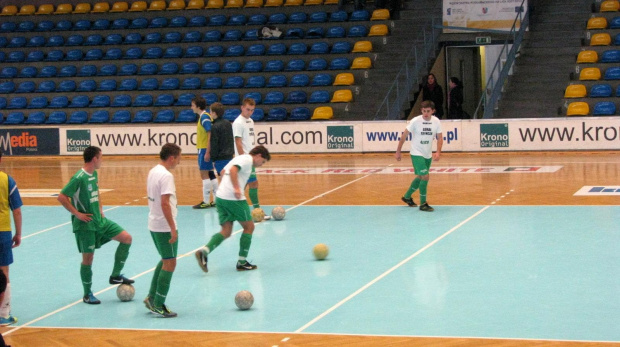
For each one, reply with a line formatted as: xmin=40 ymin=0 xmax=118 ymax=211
xmin=235 ymin=290 xmax=254 ymax=310
xmin=251 ymin=208 xmax=265 ymax=223
xmin=313 ymin=244 xmax=329 ymax=260
xmin=271 ymin=206 xmax=286 ymax=220
xmin=116 ymin=284 xmax=135 ymax=302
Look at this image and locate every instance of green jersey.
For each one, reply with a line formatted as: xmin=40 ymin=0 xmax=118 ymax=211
xmin=60 ymin=168 xmax=102 ymax=232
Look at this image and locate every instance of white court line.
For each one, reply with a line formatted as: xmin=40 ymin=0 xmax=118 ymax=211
xmin=294 ymin=205 xmax=491 ymax=333
xmin=22 ymin=206 xmax=121 ymax=240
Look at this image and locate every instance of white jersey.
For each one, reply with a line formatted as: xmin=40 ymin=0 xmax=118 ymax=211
xmin=406 ymin=115 xmax=442 ymax=159
xmin=147 ymin=164 xmax=177 ymax=232
xmin=232 ymin=115 xmax=255 ymax=155
xmin=216 ymin=155 xmax=253 ymax=201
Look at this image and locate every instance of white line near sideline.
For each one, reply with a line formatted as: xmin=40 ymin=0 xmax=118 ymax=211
xmin=294 ymin=205 xmax=491 ymax=333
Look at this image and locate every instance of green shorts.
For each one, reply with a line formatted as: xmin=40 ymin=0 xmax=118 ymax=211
xmin=411 ymin=155 xmax=432 ymax=176
xmin=74 ymin=218 xmax=124 ymax=254
xmin=150 ymin=231 xmax=178 ymax=259
xmin=215 ymin=197 xmax=252 ymax=225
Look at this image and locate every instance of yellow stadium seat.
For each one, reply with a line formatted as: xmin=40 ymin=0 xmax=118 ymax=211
xmin=285 ymin=0 xmax=303 ymax=5
xmin=17 ymin=5 xmax=35 ymax=15
xmin=333 ymin=73 xmax=355 ymax=86
xmin=577 ymin=50 xmax=598 ymax=64
xmin=566 ymin=102 xmax=589 ymax=116
xmin=245 ymin=0 xmax=263 ymax=7
xmin=600 ymin=0 xmax=619 ymax=12
xmin=304 ymin=0 xmax=323 ymax=5
xmin=0 ymin=5 xmax=17 ymax=15
xmin=206 ymin=0 xmax=224 ymax=8
xmin=148 ymin=0 xmax=166 ymax=10
xmin=369 ymin=24 xmax=389 ymax=36
xmin=168 ymin=0 xmax=186 ymax=10
xmin=312 ymin=107 xmax=334 ymax=120
xmin=129 ymin=1 xmax=147 ymax=11
xmin=324 ymin=0 xmax=338 ymax=3
xmin=587 ymin=17 xmax=608 ymax=29
xmin=590 ymin=33 xmax=611 ymax=46
xmin=54 ymin=3 xmax=73 ymax=14
xmin=225 ymin=0 xmax=243 ymax=8
xmin=187 ymin=0 xmax=205 ymax=9
xmin=265 ymin=0 xmax=283 ymax=6
xmin=73 ymin=3 xmax=92 ymax=13
xmin=110 ymin=1 xmax=129 ymax=12
xmin=371 ymin=9 xmax=390 ymax=20
xmin=564 ymin=84 xmax=587 ymax=98
xmin=331 ymin=90 xmax=353 ymax=102
xmin=91 ymin=2 xmax=110 ymax=12
xmin=35 ymin=4 xmax=54 ymax=15
xmin=579 ymin=67 xmax=602 ymax=80
xmin=351 ymin=57 xmax=372 ymax=69
xmin=352 ymin=41 xmax=373 ymax=53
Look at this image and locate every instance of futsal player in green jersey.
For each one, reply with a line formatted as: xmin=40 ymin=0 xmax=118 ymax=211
xmin=395 ymin=100 xmax=443 ymax=212
xmin=58 ymin=146 xmax=134 ymax=304
xmin=195 ymin=146 xmax=271 ymax=273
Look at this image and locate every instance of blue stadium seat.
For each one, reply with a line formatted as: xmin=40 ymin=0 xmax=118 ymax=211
xmin=104 ymin=34 xmax=123 ymax=45
xmin=78 ymin=65 xmax=97 ymax=77
xmin=4 ymin=112 xmax=25 ymax=125
xmin=28 ymin=97 xmax=48 ymax=109
xmin=251 ymin=108 xmax=265 ymax=121
xmin=139 ymin=78 xmax=159 ymax=90
xmin=204 ymin=77 xmax=223 ymax=89
xmin=25 ymin=112 xmax=46 ymax=124
xmin=181 ymin=77 xmax=201 ymax=89
xmin=224 ymin=76 xmax=244 ymax=88
xmin=90 ymin=95 xmax=110 ymax=108
xmin=124 ymin=47 xmax=143 ymax=59
xmin=129 ymin=18 xmax=148 ymax=29
xmin=84 ymin=49 xmax=103 ymax=61
xmin=163 ymin=32 xmax=182 ymax=43
xmin=17 ymin=21 xmax=35 ymax=32
xmin=611 ymin=17 xmax=620 ymax=29
xmin=66 ymin=35 xmax=84 ymax=46
xmin=133 ymin=94 xmax=153 ymax=106
xmin=144 ymin=32 xmax=162 ymax=44
xmin=0 ymin=22 xmax=16 ymax=33
xmin=246 ymin=44 xmax=266 ymax=56
xmin=290 ymin=74 xmax=310 ymax=87
xmin=98 ymin=79 xmax=117 ymax=91
xmin=267 ymin=75 xmax=287 ymax=87
xmin=125 ymin=33 xmax=142 ymax=45
xmin=268 ymin=13 xmax=287 ymax=24
xmin=306 ymin=27 xmax=325 ymax=38
xmin=604 ymin=67 xmax=620 ymax=80
xmin=177 ymin=109 xmax=197 ymax=122
xmin=288 ymin=43 xmax=308 ymax=54
xmin=601 ymin=50 xmax=620 ymax=63
xmin=89 ymin=110 xmax=110 ymax=123
xmin=286 ymin=91 xmax=307 ymax=103
xmin=160 ymin=78 xmax=180 ymax=90
xmin=0 ymin=82 xmax=15 ymax=94
xmin=150 ymin=17 xmax=168 ymax=28
xmin=75 ymin=20 xmax=92 ymax=31
xmin=46 ymin=111 xmax=67 ymax=124
xmin=170 ymin=16 xmax=188 ymax=27
xmin=312 ymin=73 xmax=333 ymax=86
xmin=160 ymin=63 xmax=179 ymax=75
xmin=203 ymin=30 xmax=222 ymax=42
xmin=222 ymin=61 xmax=242 ymax=73
xmin=289 ymin=12 xmax=308 ymax=23
xmin=154 ymin=110 xmax=175 ymax=123
xmin=78 ymin=80 xmax=97 ymax=92
xmin=111 ymin=19 xmax=130 ymax=30
xmin=244 ymin=29 xmax=259 ymax=41
xmin=330 ymin=57 xmax=351 ymax=70
xmin=47 ymin=36 xmax=64 ymax=47
xmin=264 ymin=91 xmax=284 ymax=104
xmin=163 ymin=47 xmax=183 ymax=58
xmin=248 ymin=14 xmax=268 ymax=25
xmin=132 ymin=110 xmax=152 ymax=123
xmin=590 ymin=84 xmax=612 ymax=97
xmin=119 ymin=63 xmax=138 ymax=75
xmin=0 ymin=37 xmax=6 ymax=48
xmin=223 ymin=30 xmax=242 ymax=41
xmin=202 ymin=62 xmax=221 ymax=73
xmin=154 ymin=94 xmax=175 ymax=106
xmin=53 ymin=20 xmax=72 ymax=31
xmin=309 ymin=90 xmax=330 ymax=103
xmin=267 ymin=108 xmax=287 ymax=121
xmin=19 ymin=66 xmax=37 ymax=78
xmin=111 ymin=95 xmax=132 ymax=107
xmin=329 ymin=10 xmax=348 ymax=22
xmin=111 ymin=110 xmax=131 ymax=123
xmin=98 ymin=64 xmax=117 ymax=76
xmin=593 ymin=101 xmax=616 ymax=115
xmin=103 ymin=48 xmax=123 ymax=60
xmin=615 ymin=33 xmax=620 ymax=46
xmin=139 ymin=63 xmax=158 ymax=75
xmin=58 ymin=80 xmax=77 ymax=92
xmin=209 ymin=15 xmax=227 ymax=26
xmin=228 ymin=14 xmax=247 ymax=26
xmin=289 ymin=107 xmax=311 ymax=120
xmin=93 ymin=19 xmax=111 ymax=30
xmin=225 ymin=45 xmax=244 ymax=56
xmin=144 ymin=47 xmax=164 ymax=59
xmin=189 ymin=15 xmax=208 ymax=27
xmin=309 ymin=42 xmax=329 ymax=54
xmin=331 ymin=41 xmax=352 ymax=53
xmin=49 ymin=96 xmax=69 ymax=108
xmin=243 ymin=61 xmax=263 ymax=72
xmin=36 ymin=81 xmax=56 ymax=93
xmin=350 ymin=9 xmax=370 ymax=21
xmin=202 ymin=93 xmax=218 ymax=105
xmin=265 ymin=60 xmax=284 ymax=72
xmin=268 ymin=43 xmax=287 ymax=55
xmin=85 ymin=34 xmax=103 ymax=46
xmin=181 ymin=62 xmax=200 ymax=74
xmin=184 ymin=31 xmax=202 ymax=42
xmin=45 ymin=50 xmax=63 ymax=62
xmin=245 ymin=76 xmax=266 ymax=88
xmin=0 ymin=98 xmax=5 ymax=109
xmin=175 ymin=93 xmax=195 ymax=106
xmin=16 ymin=81 xmax=35 ymax=94
xmin=348 ymin=25 xmax=369 ymax=37
xmin=286 ymin=28 xmax=305 ymax=39
xmin=8 ymin=37 xmax=26 ymax=48
xmin=286 ymin=59 xmax=305 ymax=71
xmin=26 ymin=51 xmax=44 ymax=62
xmin=118 ymin=78 xmax=138 ymax=91
xmin=221 ymin=92 xmax=241 ymax=105
xmin=70 ymin=95 xmax=90 ymax=108
xmin=0 ymin=67 xmax=17 ymax=79
xmin=244 ymin=92 xmax=262 ymax=104
xmin=27 ymin=36 xmax=45 ymax=47
xmin=223 ymin=109 xmax=240 ymax=121
xmin=205 ymin=45 xmax=225 ymax=57
xmin=309 ymin=11 xmax=328 ymax=23
xmin=326 ymin=26 xmax=346 ymax=38
xmin=36 ymin=21 xmax=54 ymax=31
xmin=68 ymin=111 xmax=88 ymax=124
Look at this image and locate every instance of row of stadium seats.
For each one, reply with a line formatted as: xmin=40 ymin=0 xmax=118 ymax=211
xmin=0 ymin=89 xmax=353 ymax=109
xmin=586 ymin=16 xmax=620 ymax=30
xmin=577 ymin=49 xmax=620 ymax=63
xmin=576 ymin=66 xmax=620 ymax=80
xmin=0 ymin=10 xmax=386 ymax=33
xmin=564 ymin=83 xmax=620 ymax=98
xmin=566 ymin=101 xmax=617 ymax=116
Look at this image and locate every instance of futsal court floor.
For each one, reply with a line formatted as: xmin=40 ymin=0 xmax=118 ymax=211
xmin=0 ymin=151 xmax=618 ymax=346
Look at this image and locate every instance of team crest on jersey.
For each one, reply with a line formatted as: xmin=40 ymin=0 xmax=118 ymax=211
xmin=88 ymin=184 xmax=92 ymax=192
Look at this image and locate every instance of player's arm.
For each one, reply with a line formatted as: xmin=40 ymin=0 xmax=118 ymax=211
xmin=433 ymin=133 xmax=443 ymax=161
xmin=11 ymin=207 xmax=21 ymax=248
xmin=395 ymin=128 xmax=410 ymax=161
xmin=201 ymin=116 xmax=212 ymax=161
xmin=229 ymin=165 xmax=242 ymax=199
xmin=160 ymin=194 xmax=177 ymax=244
xmin=234 ymin=137 xmax=245 ymax=155
xmin=8 ymin=178 xmax=22 ymax=247
xmin=57 ymin=192 xmax=93 ymax=222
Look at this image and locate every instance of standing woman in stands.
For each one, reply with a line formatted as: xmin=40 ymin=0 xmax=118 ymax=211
xmin=448 ymin=77 xmax=464 ymax=119
xmin=422 ymin=73 xmax=444 ymax=119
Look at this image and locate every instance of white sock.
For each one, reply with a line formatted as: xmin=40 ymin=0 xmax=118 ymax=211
xmin=0 ymin=283 xmax=11 ymax=317
xmin=202 ymin=179 xmax=211 ymax=203
xmin=210 ymin=179 xmax=219 ymax=200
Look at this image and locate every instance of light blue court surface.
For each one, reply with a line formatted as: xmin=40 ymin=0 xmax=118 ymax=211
xmin=10 ymin=205 xmax=620 ymax=342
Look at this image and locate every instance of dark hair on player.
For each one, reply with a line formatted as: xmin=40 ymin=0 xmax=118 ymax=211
xmin=160 ymin=143 xmax=181 ymax=160
xmin=249 ymin=145 xmax=271 ymax=161
xmin=83 ymin=146 xmax=102 ymax=163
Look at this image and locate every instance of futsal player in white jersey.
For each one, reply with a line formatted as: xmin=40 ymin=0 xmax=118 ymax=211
xmin=395 ymin=100 xmax=443 ymax=212
xmin=232 ymin=98 xmax=262 ymax=209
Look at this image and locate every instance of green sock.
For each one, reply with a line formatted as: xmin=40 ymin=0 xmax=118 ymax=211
xmin=239 ymin=233 xmax=253 ymax=259
xmin=405 ymin=177 xmax=421 ymax=199
xmin=419 ymin=180 xmax=428 ymax=204
xmin=111 ymin=242 xmax=131 ymax=277
xmin=154 ymin=270 xmax=173 ymax=309
xmin=249 ymin=188 xmax=259 ymax=208
xmin=80 ymin=263 xmax=93 ymax=297
xmin=149 ymin=261 xmax=163 ymax=299
xmin=206 ymin=233 xmax=225 ymax=253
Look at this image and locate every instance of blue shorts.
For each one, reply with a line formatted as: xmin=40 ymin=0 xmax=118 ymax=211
xmin=0 ymin=232 xmax=14 ymax=266
xmin=198 ymin=148 xmax=214 ymax=171
xmin=214 ymin=159 xmax=231 ymax=176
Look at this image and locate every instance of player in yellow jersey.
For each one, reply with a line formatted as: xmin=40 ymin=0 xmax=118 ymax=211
xmin=191 ymin=97 xmax=218 ymax=209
